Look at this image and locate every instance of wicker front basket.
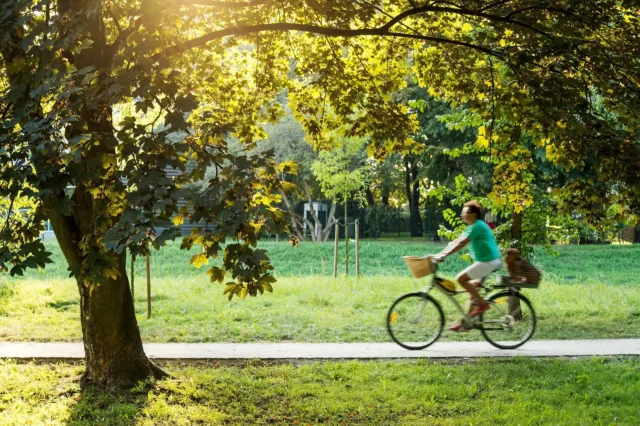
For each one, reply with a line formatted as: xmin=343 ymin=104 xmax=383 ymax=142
xmin=402 ymin=256 xmax=434 ymax=279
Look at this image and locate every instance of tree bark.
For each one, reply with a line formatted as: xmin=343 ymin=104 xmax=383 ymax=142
xmin=634 ymin=224 xmax=640 ymax=244
xmin=404 ymin=157 xmax=423 ymax=237
xmin=48 ymin=198 xmax=166 ymax=391
xmin=80 ymin=254 xmax=165 ymax=390
xmin=511 ymin=210 xmax=522 ymax=244
xmin=365 ymin=187 xmax=375 ymax=207
xmin=381 ymin=185 xmax=390 ymax=206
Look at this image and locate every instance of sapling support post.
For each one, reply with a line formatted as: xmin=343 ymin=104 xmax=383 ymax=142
xmin=345 ymin=198 xmax=349 ymax=277
xmin=333 ymin=223 xmax=339 ymax=278
xmin=130 ymin=252 xmax=135 ymax=301
xmin=146 ymin=251 xmax=151 ymax=318
xmin=355 ymin=219 xmax=360 ymax=279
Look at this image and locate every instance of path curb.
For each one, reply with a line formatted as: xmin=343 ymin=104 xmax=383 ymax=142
xmin=1 ymin=339 xmax=639 ymax=362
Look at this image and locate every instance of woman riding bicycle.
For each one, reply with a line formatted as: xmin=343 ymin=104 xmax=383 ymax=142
xmin=433 ymin=200 xmax=501 ymax=331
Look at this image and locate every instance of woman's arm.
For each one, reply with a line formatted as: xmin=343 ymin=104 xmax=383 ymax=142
xmin=434 ymin=235 xmax=469 ymax=261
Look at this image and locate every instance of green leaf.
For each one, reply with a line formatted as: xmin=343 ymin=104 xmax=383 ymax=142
xmin=207 ymin=267 xmax=226 ymax=283
xmin=175 ymin=94 xmax=199 ymax=112
xmin=190 ymin=253 xmax=209 ymax=269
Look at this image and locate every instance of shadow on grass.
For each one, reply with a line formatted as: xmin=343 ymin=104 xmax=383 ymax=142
xmin=47 ymin=300 xmax=79 ymax=311
xmin=65 ymin=382 xmax=149 ymax=426
xmin=0 ymin=284 xmax=15 ymax=300
xmin=133 ymin=294 xmax=169 ymax=303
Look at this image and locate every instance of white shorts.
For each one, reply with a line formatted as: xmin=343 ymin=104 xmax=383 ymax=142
xmin=456 ymin=259 xmax=502 ymax=282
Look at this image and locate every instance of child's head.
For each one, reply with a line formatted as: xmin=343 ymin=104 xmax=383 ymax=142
xmin=505 ymin=248 xmax=521 ymax=263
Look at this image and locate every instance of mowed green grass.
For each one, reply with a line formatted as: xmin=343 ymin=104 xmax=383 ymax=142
xmin=1 ymin=358 xmax=638 ymax=425
xmin=12 ymin=239 xmax=640 ymax=284
xmin=0 ymin=241 xmax=639 ymax=343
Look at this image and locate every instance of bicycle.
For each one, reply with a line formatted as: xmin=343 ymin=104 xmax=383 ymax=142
xmin=387 ymin=256 xmax=537 ymax=350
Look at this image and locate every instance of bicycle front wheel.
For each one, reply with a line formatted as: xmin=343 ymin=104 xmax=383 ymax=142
xmin=387 ymin=293 xmax=444 ymax=350
xmin=481 ymin=291 xmax=536 ymax=349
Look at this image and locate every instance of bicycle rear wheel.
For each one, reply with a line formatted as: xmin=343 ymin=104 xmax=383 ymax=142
xmin=480 ymin=291 xmax=536 ymax=349
xmin=387 ymin=293 xmax=444 ymax=350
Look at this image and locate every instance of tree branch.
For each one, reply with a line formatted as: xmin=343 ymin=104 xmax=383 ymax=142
xmin=108 ymin=17 xmax=143 ymax=62
xmin=0 ymin=196 xmax=16 ymax=238
xmin=109 ymin=8 xmax=124 ymax=34
xmin=479 ymin=0 xmax=513 ymax=12
xmin=321 ymin=201 xmax=338 ymax=242
xmin=160 ymin=23 xmax=501 ymax=60
xmin=380 ymin=4 xmax=551 ymax=37
xmin=176 ymin=0 xmax=269 ymax=7
xmin=304 ymin=182 xmax=324 ymax=241
xmin=280 ymin=191 xmax=308 ymax=241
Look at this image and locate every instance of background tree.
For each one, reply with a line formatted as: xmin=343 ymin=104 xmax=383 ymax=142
xmin=398 ymin=86 xmax=481 ymax=237
xmin=253 ymin=109 xmax=336 ymax=242
xmin=312 ymin=135 xmax=374 ymax=231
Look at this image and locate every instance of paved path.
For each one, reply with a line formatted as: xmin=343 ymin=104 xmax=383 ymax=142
xmin=1 ymin=339 xmax=639 ymax=361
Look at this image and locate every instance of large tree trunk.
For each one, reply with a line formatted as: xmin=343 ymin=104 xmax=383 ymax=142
xmin=56 ymin=0 xmax=163 ymax=389
xmin=79 ymin=254 xmax=164 ymax=390
xmin=1 ymin=0 xmax=163 ymax=391
xmin=634 ymin=224 xmax=640 ymax=243
xmin=404 ymin=157 xmax=423 ymax=237
xmin=49 ymin=193 xmax=165 ymax=391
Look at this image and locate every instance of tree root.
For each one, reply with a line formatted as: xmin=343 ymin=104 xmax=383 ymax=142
xmin=77 ymin=358 xmax=172 ymax=392
xmin=150 ymin=360 xmax=171 ymax=380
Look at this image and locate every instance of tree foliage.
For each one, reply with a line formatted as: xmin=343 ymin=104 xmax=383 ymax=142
xmin=3 ymin=0 xmax=639 ymax=282
xmin=312 ymin=135 xmax=373 ymax=205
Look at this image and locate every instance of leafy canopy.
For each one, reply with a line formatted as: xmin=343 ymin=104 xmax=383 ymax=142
xmin=1 ymin=0 xmax=639 ymax=296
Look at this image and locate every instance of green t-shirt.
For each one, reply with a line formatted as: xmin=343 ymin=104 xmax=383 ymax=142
xmin=463 ymin=220 xmax=501 ymax=262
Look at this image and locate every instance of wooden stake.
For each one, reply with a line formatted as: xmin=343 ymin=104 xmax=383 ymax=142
xmin=333 ymin=223 xmax=339 ymax=278
xmin=355 ymin=219 xmax=360 ymax=279
xmin=146 ymin=251 xmax=151 ymax=318
xmin=345 ymin=198 xmax=349 ymax=276
xmin=130 ymin=253 xmax=135 ymax=302
xmin=345 ymin=222 xmax=349 ymax=276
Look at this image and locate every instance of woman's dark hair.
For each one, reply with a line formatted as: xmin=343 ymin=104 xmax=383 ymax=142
xmin=464 ymin=200 xmax=483 ymax=218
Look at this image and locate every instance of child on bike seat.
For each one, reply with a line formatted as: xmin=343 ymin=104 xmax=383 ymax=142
xmin=505 ymin=248 xmax=541 ymax=284
xmin=433 ymin=200 xmax=501 ymax=332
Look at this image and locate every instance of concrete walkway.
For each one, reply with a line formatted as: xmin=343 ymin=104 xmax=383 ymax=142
xmin=1 ymin=339 xmax=639 ymax=361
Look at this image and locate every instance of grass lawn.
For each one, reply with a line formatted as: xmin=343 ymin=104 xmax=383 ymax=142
xmin=1 ymin=241 xmax=639 ymax=343
xmin=0 ymin=357 xmax=638 ymax=425
xmin=10 ymin=240 xmax=640 ymax=283
xmin=1 ymin=275 xmax=640 ymax=343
